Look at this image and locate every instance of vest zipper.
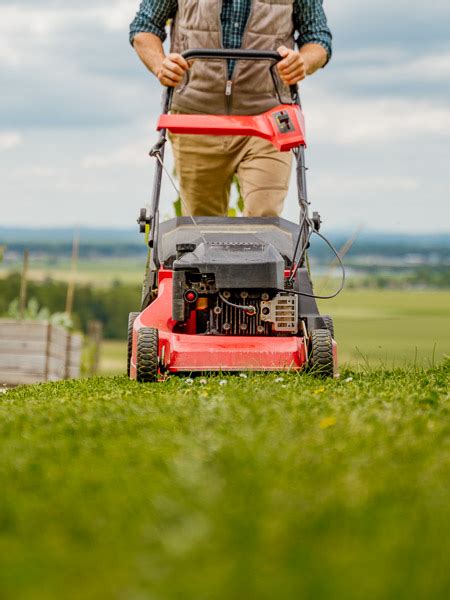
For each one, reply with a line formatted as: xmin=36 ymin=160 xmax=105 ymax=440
xmin=224 ymin=1 xmax=254 ymax=114
xmin=225 ymin=79 xmax=233 ymax=114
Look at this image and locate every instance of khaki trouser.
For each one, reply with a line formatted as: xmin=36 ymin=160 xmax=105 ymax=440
xmin=170 ymin=131 xmax=292 ymax=217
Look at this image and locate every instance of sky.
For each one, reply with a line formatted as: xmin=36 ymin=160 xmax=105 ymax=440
xmin=0 ymin=0 xmax=449 ymax=233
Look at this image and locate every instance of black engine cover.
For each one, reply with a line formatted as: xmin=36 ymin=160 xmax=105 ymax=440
xmin=173 ymin=237 xmax=284 ymax=289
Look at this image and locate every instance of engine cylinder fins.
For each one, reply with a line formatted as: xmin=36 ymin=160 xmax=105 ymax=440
xmin=212 ymin=291 xmax=269 ymax=336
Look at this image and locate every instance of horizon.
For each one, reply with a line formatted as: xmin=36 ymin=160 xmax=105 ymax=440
xmin=1 ymin=223 xmax=449 ymax=242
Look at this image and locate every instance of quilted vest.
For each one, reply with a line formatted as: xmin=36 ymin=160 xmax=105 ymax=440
xmin=170 ymin=0 xmax=296 ymax=115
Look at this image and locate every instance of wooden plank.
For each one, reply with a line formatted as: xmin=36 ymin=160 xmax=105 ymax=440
xmin=0 ymin=344 xmax=71 ymax=365
xmin=0 ymin=337 xmax=73 ymax=354
xmin=0 ymin=322 xmax=73 ymax=345
xmin=0 ymin=356 xmax=45 ymax=372
xmin=0 ymin=321 xmax=48 ymax=342
xmin=0 ymin=372 xmax=47 ymax=385
xmin=0 ymin=354 xmax=65 ymax=373
xmin=0 ymin=362 xmax=80 ymax=382
xmin=0 ymin=320 xmax=49 ymax=331
xmin=0 ymin=339 xmax=71 ymax=359
xmin=0 ymin=340 xmax=48 ymax=355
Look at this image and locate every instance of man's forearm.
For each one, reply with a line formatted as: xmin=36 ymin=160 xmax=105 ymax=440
xmin=299 ymin=43 xmax=328 ymax=75
xmin=132 ymin=32 xmax=165 ymax=77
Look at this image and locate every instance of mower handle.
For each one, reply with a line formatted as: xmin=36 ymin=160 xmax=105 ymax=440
xmin=160 ymin=49 xmax=298 ymax=115
xmin=181 ymin=49 xmax=283 ymax=62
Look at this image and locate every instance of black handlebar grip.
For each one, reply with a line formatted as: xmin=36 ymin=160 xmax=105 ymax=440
xmin=181 ymin=49 xmax=282 ymax=62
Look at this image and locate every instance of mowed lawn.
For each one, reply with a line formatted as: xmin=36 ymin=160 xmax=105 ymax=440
xmin=99 ymin=290 xmax=450 ymax=375
xmin=319 ymin=289 xmax=450 ymax=367
xmin=0 ymin=366 xmax=449 ymax=599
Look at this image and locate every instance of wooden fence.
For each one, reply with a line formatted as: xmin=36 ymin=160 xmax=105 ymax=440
xmin=0 ymin=320 xmax=82 ymax=386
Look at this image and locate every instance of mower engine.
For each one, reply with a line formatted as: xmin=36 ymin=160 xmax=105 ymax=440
xmin=172 ymin=237 xmax=298 ymax=336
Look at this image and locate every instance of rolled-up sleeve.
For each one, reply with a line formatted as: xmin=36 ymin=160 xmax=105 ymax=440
xmin=129 ymin=0 xmax=178 ymax=45
xmin=294 ymin=0 xmax=333 ymax=63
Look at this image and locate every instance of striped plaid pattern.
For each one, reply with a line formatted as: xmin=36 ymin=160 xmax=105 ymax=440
xmin=130 ymin=0 xmax=332 ymax=75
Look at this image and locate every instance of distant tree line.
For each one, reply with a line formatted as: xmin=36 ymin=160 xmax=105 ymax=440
xmin=4 ymin=242 xmax=147 ymax=259
xmin=346 ymin=266 xmax=450 ymax=290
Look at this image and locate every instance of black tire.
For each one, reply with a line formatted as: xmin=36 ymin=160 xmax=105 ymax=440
xmin=136 ymin=327 xmax=159 ymax=383
xmin=308 ymin=328 xmax=334 ymax=378
xmin=322 ymin=315 xmax=335 ymax=339
xmin=127 ymin=312 xmax=140 ymax=377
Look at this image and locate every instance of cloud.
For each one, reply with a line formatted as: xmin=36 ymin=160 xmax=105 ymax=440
xmin=0 ymin=0 xmax=151 ymax=128
xmin=0 ymin=131 xmax=22 ymax=151
xmin=306 ymin=93 xmax=450 ymax=145
xmin=0 ymin=2 xmax=137 ymax=38
xmin=329 ymin=47 xmax=450 ymax=91
xmin=82 ymin=142 xmax=152 ymax=168
xmin=312 ymin=175 xmax=420 ymax=195
xmin=326 ymin=0 xmax=450 ymax=49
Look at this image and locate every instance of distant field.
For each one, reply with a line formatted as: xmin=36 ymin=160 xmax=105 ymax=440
xmin=99 ymin=289 xmax=450 ymax=375
xmin=0 ymin=258 xmax=144 ymax=286
xmin=319 ymin=289 xmax=449 ymax=367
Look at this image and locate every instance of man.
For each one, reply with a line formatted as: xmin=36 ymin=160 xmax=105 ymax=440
xmin=130 ymin=1 xmax=332 ymax=217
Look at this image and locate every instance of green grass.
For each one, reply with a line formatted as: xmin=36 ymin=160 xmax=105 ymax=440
xmin=1 ymin=366 xmax=449 ymax=599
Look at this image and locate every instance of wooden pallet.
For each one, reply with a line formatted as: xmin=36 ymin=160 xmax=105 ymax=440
xmin=0 ymin=320 xmax=82 ymax=386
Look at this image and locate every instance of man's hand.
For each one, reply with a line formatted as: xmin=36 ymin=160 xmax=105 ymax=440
xmin=132 ymin=33 xmax=191 ymax=87
xmin=277 ymin=44 xmax=328 ymax=84
xmin=277 ymin=46 xmax=307 ymax=85
xmin=157 ymin=53 xmax=190 ymax=87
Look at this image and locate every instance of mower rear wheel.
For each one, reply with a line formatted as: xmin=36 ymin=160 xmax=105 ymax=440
xmin=136 ymin=327 xmax=159 ymax=383
xmin=308 ymin=328 xmax=334 ymax=378
xmin=127 ymin=312 xmax=140 ymax=377
xmin=322 ymin=315 xmax=335 ymax=339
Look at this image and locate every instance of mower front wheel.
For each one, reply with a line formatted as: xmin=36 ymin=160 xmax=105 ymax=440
xmin=308 ymin=328 xmax=334 ymax=378
xmin=136 ymin=327 xmax=159 ymax=383
xmin=127 ymin=312 xmax=140 ymax=377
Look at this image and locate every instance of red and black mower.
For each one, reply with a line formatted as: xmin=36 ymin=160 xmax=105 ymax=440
xmin=128 ymin=49 xmax=345 ymax=381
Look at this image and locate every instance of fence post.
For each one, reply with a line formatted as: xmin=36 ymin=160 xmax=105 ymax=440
xmin=19 ymin=250 xmax=29 ymax=319
xmin=88 ymin=320 xmax=103 ymax=376
xmin=65 ymin=232 xmax=79 ymax=317
xmin=44 ymin=322 xmax=52 ymax=382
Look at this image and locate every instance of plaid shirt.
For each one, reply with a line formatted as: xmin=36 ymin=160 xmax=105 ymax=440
xmin=130 ymin=0 xmax=332 ymax=76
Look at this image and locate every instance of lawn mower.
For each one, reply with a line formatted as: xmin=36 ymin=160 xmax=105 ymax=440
xmin=128 ymin=49 xmax=344 ymax=381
